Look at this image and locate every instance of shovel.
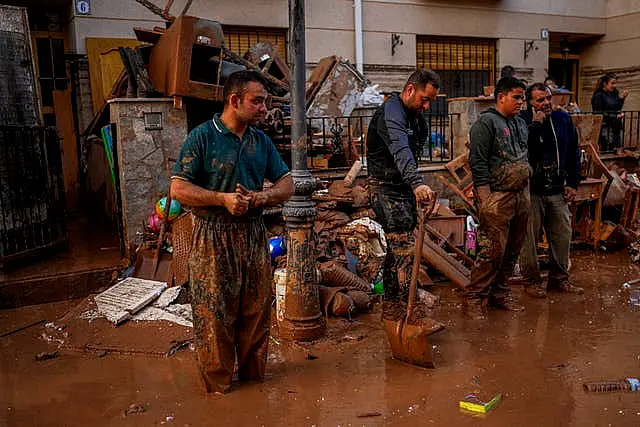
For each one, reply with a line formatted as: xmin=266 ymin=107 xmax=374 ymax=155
xmin=132 ymin=189 xmax=173 ymax=283
xmin=383 ymin=197 xmax=442 ymax=368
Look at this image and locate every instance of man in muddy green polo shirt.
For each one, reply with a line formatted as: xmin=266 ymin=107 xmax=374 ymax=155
xmin=171 ymin=70 xmax=293 ymax=393
xmin=465 ymin=76 xmax=531 ymax=321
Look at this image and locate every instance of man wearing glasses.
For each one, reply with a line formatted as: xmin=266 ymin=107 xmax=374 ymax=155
xmin=465 ymin=77 xmax=531 ymax=320
xmin=518 ymin=83 xmax=583 ymax=298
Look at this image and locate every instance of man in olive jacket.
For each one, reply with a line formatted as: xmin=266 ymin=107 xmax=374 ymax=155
xmin=465 ymin=77 xmax=531 ymax=320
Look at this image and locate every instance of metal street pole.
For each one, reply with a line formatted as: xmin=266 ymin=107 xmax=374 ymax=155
xmin=279 ymin=0 xmax=325 ymax=341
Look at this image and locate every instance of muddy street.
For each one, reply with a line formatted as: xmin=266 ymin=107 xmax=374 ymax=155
xmin=1 ymin=249 xmax=639 ymax=426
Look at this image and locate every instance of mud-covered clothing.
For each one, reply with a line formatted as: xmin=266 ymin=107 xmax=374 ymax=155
xmin=519 ymin=193 xmax=571 ymax=287
xmin=466 ymin=191 xmax=530 ymax=300
xmin=366 ymin=93 xmax=428 ymax=190
xmin=369 ymin=179 xmax=417 ymax=302
xmin=189 ymin=215 xmax=271 ymax=393
xmin=171 ymin=114 xmax=290 ymax=217
xmin=467 ymin=108 xmax=531 ymax=300
xmin=469 ymin=108 xmax=531 ymax=192
xmin=520 ymin=109 xmax=581 ymax=196
xmin=592 ymin=89 xmax=625 ymax=151
xmin=172 ymin=115 xmax=289 ymax=393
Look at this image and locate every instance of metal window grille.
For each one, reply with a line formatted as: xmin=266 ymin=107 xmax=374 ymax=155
xmin=417 ymin=36 xmax=496 ymax=98
xmin=222 ymin=26 xmax=288 ymax=61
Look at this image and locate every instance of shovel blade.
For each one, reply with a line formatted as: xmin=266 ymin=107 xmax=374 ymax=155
xmin=383 ymin=317 xmax=435 ymax=368
xmin=133 ymin=249 xmax=172 ymax=283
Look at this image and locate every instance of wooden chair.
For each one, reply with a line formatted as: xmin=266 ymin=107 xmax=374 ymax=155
xmin=570 ymin=143 xmax=611 ymax=248
xmin=437 ymin=150 xmax=476 ymax=215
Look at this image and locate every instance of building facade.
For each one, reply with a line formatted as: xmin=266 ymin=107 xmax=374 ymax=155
xmin=5 ymin=0 xmax=640 ymax=123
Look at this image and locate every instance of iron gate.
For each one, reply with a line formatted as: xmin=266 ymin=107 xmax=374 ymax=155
xmin=0 ymin=126 xmax=67 ymax=265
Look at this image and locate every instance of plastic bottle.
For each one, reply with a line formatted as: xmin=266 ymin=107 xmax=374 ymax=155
xmin=465 ymin=216 xmax=477 ymax=257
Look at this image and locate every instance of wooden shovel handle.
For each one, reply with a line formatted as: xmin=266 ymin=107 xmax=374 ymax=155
xmin=407 ymin=196 xmax=437 ymax=314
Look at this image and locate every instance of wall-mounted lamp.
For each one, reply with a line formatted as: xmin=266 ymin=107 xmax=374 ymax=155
xmin=391 ymin=33 xmax=403 ymax=56
xmin=523 ymin=40 xmax=538 ymax=61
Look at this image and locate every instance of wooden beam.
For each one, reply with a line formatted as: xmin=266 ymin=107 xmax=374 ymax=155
xmin=133 ymin=0 xmax=174 ymax=21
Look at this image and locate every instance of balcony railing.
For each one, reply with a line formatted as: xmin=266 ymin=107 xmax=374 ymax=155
xmin=303 ymin=113 xmax=456 ymax=170
xmin=577 ymin=111 xmax=640 ymax=154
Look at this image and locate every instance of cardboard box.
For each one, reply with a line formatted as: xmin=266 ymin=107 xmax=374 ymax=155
xmin=459 ymin=393 xmax=502 ymax=414
xmin=307 ymin=156 xmax=330 ymax=169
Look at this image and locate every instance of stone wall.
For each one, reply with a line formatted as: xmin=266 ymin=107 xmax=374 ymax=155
xmin=110 ymin=99 xmax=188 ymax=256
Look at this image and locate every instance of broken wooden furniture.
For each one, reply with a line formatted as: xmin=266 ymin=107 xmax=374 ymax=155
xmin=436 ymin=150 xmax=476 ymax=215
xmin=571 ymin=177 xmax=606 ymax=248
xmin=418 ymin=223 xmax=471 ymax=289
xmin=148 ymin=16 xmax=226 ymax=102
xmin=567 ymin=142 xmax=613 ymax=248
xmin=621 ymin=187 xmax=640 ymax=229
xmin=572 ymin=114 xmax=603 ymax=151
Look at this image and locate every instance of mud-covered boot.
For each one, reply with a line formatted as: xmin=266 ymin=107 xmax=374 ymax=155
xmin=524 ymin=282 xmax=547 ymax=298
xmin=463 ymin=297 xmax=487 ymax=321
xmin=550 ymin=278 xmax=584 ymax=295
xmin=490 ymin=294 xmax=524 ymax=311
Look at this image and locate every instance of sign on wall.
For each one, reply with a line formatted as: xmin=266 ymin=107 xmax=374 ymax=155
xmin=75 ymin=0 xmax=91 ymax=15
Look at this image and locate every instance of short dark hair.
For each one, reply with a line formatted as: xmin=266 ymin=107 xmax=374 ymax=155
xmin=526 ymin=82 xmax=548 ymax=108
xmin=223 ymin=70 xmax=267 ymax=105
xmin=495 ymin=77 xmax=526 ymax=97
xmin=404 ymin=69 xmax=440 ymax=91
xmin=500 ymin=65 xmax=516 ymax=78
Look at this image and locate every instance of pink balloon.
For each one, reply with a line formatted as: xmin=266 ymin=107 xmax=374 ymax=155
xmin=148 ymin=213 xmax=161 ymax=232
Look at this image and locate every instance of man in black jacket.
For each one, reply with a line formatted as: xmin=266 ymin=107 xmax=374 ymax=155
xmin=519 ymin=83 xmax=583 ymax=298
xmin=367 ymin=69 xmax=444 ymax=335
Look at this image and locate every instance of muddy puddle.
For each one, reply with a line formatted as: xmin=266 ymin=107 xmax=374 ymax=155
xmin=1 ymin=250 xmax=640 ymax=426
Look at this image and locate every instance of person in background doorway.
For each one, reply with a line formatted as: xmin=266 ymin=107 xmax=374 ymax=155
xmin=591 ymin=73 xmax=629 ymax=152
xmin=366 ymin=69 xmax=445 ymax=335
xmin=519 ymin=83 xmax=584 ymax=298
xmin=464 ymin=77 xmax=531 ymax=321
xmin=171 ymin=70 xmax=294 ymax=394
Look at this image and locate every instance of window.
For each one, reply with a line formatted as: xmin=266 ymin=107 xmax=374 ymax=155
xmin=417 ymin=36 xmax=496 ymax=98
xmin=222 ymin=26 xmax=288 ymax=62
xmin=34 ymin=37 xmax=67 ymax=107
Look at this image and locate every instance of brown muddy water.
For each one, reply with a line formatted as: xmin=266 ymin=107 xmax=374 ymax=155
xmin=1 ymin=250 xmax=640 ymax=426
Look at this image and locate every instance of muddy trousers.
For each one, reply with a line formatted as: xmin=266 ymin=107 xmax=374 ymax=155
xmin=466 ymin=190 xmax=530 ymax=301
xmin=188 ymin=216 xmax=271 ymax=393
xmin=519 ymin=193 xmax=571 ymax=286
xmin=369 ymin=181 xmax=417 ymax=303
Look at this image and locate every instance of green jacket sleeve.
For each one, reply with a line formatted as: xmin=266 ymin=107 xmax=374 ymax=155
xmin=469 ymin=120 xmax=493 ymax=188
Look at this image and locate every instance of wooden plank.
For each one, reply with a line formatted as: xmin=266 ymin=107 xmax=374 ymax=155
xmin=420 ymin=233 xmax=470 ymax=289
xmin=53 ymin=90 xmax=79 ymax=213
xmin=86 ymin=38 xmax=140 ymax=114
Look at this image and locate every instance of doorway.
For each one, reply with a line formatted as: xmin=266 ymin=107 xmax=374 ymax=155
xmin=548 ymin=57 xmax=579 ymax=93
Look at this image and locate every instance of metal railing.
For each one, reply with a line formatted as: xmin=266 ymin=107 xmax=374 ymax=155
xmin=577 ymin=111 xmax=640 ymax=153
xmin=305 ymin=113 xmax=455 ymax=170
xmin=0 ymin=126 xmax=67 ymax=264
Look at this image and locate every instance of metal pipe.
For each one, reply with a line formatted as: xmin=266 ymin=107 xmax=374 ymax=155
xmin=354 ymin=0 xmax=363 ymax=74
